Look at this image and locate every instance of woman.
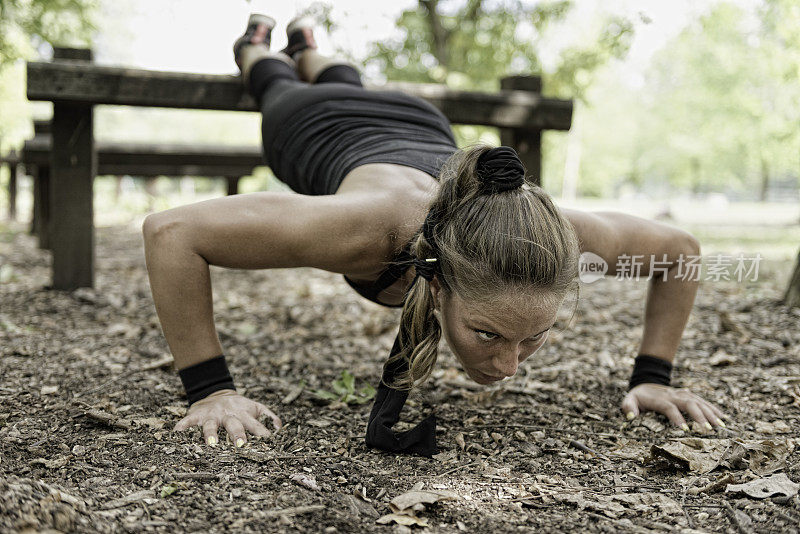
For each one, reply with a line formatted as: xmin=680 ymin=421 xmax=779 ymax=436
xmin=143 ymin=14 xmax=725 ymax=453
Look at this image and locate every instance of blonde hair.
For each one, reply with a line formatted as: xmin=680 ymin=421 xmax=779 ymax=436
xmin=387 ymin=144 xmax=580 ymax=389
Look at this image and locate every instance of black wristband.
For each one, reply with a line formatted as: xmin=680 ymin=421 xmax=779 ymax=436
xmin=628 ymin=354 xmax=673 ymax=390
xmin=178 ymin=355 xmax=236 ymax=405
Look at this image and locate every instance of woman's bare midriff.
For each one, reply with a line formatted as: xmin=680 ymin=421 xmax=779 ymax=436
xmin=336 ymin=163 xmax=439 ymax=305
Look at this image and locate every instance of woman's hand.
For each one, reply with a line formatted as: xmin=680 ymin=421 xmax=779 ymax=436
xmin=174 ymin=389 xmax=282 ymax=446
xmin=621 ymin=384 xmax=726 ymax=431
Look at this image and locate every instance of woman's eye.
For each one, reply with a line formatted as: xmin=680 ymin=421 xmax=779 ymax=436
xmin=476 ymin=330 xmax=497 ymax=341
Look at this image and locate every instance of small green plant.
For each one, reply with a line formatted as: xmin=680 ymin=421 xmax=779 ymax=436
xmin=160 ymin=484 xmax=179 ymax=498
xmin=314 ymin=370 xmax=376 ymax=405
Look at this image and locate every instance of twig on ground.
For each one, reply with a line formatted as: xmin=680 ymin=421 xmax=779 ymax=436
xmin=724 ymin=502 xmax=754 ymax=534
xmin=282 ymin=383 xmax=305 ymax=405
xmin=569 ymin=439 xmax=610 ymax=460
xmin=688 ymin=474 xmax=735 ymax=496
xmin=83 ymin=408 xmax=136 ymax=431
xmin=172 ymin=472 xmax=220 ymax=481
xmin=438 ymin=461 xmax=477 ymax=477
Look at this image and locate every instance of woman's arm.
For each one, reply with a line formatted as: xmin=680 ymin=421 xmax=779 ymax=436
xmin=562 ymin=208 xmax=725 ymax=430
xmin=143 ymin=190 xmax=402 ymax=445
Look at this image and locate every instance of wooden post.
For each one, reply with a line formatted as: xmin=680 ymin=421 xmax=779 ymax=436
xmin=7 ymin=150 xmax=18 ymax=221
xmin=30 ymin=166 xmax=39 ymax=235
xmin=500 ymin=75 xmax=543 ymax=186
xmin=226 ymin=176 xmax=240 ymax=196
xmin=29 ymin=118 xmax=52 ymax=236
xmin=37 ymin=166 xmax=50 ymax=249
xmin=50 ymin=47 xmax=96 ymax=289
xmin=785 ymin=250 xmax=800 ymax=308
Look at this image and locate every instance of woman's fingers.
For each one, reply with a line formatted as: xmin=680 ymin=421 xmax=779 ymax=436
xmin=203 ymin=419 xmax=219 ymax=446
xmin=240 ymin=413 xmax=271 ymax=438
xmin=699 ymin=401 xmax=725 ymax=428
xmin=708 ymin=401 xmax=726 ymax=421
xmin=657 ymin=401 xmax=688 ymax=430
xmin=682 ymin=400 xmax=711 ymax=430
xmin=174 ymin=414 xmax=196 ymax=432
xmin=223 ymin=415 xmax=247 ymax=447
xmin=258 ymin=404 xmax=283 ymax=430
xmin=620 ymin=394 xmax=640 ymax=420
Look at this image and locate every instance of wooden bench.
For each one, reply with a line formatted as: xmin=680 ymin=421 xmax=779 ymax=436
xmin=22 ymin=119 xmax=264 ymax=249
xmin=0 ymin=150 xmax=20 ymax=221
xmin=26 ymin=47 xmax=573 ymax=290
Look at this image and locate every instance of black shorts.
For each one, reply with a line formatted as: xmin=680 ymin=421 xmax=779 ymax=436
xmin=252 ymin=59 xmax=458 ymax=195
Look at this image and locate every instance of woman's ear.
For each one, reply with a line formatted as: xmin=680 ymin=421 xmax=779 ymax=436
xmin=429 ymin=277 xmax=441 ymax=310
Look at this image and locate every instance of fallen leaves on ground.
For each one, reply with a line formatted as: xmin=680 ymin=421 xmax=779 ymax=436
xmin=649 ymin=438 xmax=795 ymax=474
xmin=726 ymin=473 xmax=799 ymax=499
xmin=376 ymin=483 xmax=458 ymax=527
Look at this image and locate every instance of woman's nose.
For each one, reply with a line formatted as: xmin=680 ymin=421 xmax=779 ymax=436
xmin=492 ymin=348 xmax=520 ymax=378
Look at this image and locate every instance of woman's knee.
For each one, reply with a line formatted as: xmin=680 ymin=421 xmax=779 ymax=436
xmin=314 ymin=63 xmax=362 ymax=86
xmin=142 ymin=211 xmax=190 ymax=248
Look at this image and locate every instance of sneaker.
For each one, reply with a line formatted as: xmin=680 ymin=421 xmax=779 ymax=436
xmin=281 ymin=16 xmax=317 ymax=60
xmin=233 ymin=14 xmax=277 ymax=68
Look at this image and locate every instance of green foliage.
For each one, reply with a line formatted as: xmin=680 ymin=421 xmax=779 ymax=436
xmin=629 ymin=2 xmax=800 ymax=196
xmin=0 ymin=0 xmax=97 ymax=65
xmin=160 ymin=484 xmax=178 ymax=498
xmin=313 ymin=370 xmax=376 ymax=405
xmin=365 ymin=0 xmax=633 ymax=98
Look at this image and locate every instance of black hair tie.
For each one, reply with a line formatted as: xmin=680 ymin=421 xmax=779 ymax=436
xmin=365 ymin=334 xmax=437 ymax=456
xmin=476 ymin=146 xmax=526 ymax=194
xmin=412 ymin=257 xmax=437 ymax=282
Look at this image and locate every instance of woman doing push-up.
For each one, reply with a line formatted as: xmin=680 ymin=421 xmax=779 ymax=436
xmin=142 ymin=14 xmax=725 ymax=455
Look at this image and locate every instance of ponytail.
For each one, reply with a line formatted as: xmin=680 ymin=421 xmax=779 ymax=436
xmin=385 ymin=234 xmax=442 ymax=390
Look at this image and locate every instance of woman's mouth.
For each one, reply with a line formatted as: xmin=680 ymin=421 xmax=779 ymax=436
xmin=475 ymin=370 xmax=504 ymax=383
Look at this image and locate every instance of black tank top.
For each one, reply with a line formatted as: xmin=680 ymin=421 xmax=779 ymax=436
xmin=342 ymin=241 xmax=416 ymax=308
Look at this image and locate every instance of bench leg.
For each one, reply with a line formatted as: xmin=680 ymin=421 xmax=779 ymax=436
xmin=7 ymin=162 xmax=17 ymax=221
xmin=50 ymin=103 xmax=96 ymax=290
xmin=30 ymin=168 xmax=39 ymax=235
xmin=226 ymin=176 xmax=240 ymax=196
xmin=35 ymin=167 xmax=51 ymax=249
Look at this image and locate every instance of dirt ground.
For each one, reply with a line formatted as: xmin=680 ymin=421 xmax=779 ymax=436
xmin=2 ymin=222 xmax=800 ymax=533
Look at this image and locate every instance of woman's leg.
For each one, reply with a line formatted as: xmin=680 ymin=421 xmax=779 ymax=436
xmin=296 ymin=48 xmax=363 ymax=86
xmin=246 ymin=53 xmax=303 ymax=102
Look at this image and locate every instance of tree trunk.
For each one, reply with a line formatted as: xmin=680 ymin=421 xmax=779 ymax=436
xmin=760 ymin=156 xmax=769 ymax=202
xmin=562 ymin=102 xmax=581 ymax=201
xmin=420 ymin=0 xmax=449 ymax=68
xmin=785 ymin=250 xmax=800 ymax=308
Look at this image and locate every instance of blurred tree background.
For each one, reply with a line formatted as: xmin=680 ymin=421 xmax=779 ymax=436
xmin=364 ymin=0 xmax=799 ymax=200
xmin=0 ymin=0 xmax=97 ymax=148
xmin=0 ymin=0 xmax=798 ymax=203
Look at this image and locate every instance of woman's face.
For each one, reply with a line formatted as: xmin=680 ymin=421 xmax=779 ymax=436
xmin=431 ymin=280 xmax=561 ymax=385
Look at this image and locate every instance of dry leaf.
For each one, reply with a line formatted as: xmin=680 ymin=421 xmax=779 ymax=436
xmin=726 ymin=473 xmax=799 ymax=499
xmin=746 ymin=440 xmax=794 ymax=475
xmin=133 ymin=417 xmax=166 ymax=430
xmin=390 ymin=489 xmax=458 ymax=511
xmin=376 ymin=513 xmax=428 ymax=527
xmin=649 ymin=438 xmax=794 ymax=474
xmin=290 ymin=473 xmax=320 ymax=491
xmin=611 ymin=492 xmax=682 ymax=515
xmin=163 ymin=405 xmax=187 ymax=417
xmin=754 ymin=420 xmax=791 ymax=434
xmin=709 ymin=349 xmax=737 ymax=366
xmin=650 ymin=439 xmax=727 ymax=473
